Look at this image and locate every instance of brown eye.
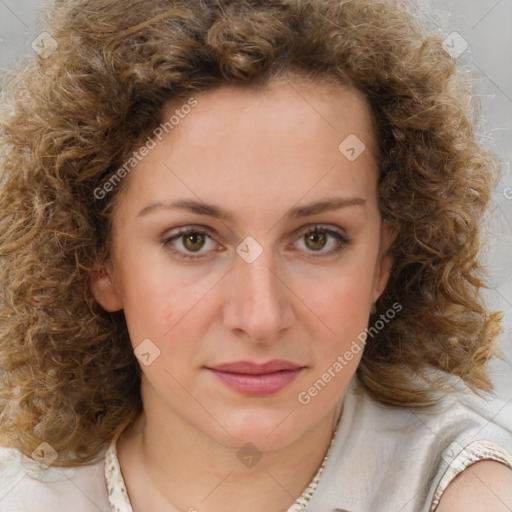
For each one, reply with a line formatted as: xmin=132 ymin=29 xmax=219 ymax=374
xmin=294 ymin=225 xmax=351 ymax=258
xmin=162 ymin=226 xmax=220 ymax=261
xmin=182 ymin=231 xmax=206 ymax=252
xmin=304 ymin=230 xmax=327 ymax=251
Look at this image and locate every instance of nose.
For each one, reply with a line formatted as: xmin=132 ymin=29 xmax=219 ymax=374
xmin=222 ymin=246 xmax=294 ymax=343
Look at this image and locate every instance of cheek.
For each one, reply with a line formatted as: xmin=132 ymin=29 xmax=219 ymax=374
xmin=119 ymin=277 xmax=198 ymax=347
xmin=308 ymin=289 xmax=370 ymax=373
xmin=113 ymin=245 xmax=221 ymax=350
xmin=111 ymin=243 xmax=174 ymax=343
xmin=302 ymin=260 xmax=376 ymax=339
xmin=297 ymin=277 xmax=371 ymax=404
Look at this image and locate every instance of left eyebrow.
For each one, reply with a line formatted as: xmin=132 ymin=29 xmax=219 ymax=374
xmin=289 ymin=197 xmax=366 ymax=218
xmin=137 ymin=196 xmax=366 ymax=222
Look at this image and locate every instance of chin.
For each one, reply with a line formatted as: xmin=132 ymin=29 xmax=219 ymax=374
xmin=207 ymin=409 xmax=306 ymax=452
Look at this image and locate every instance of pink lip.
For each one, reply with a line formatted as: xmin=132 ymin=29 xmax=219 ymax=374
xmin=205 ymin=360 xmax=305 ymax=396
xmin=209 ymin=360 xmax=303 ymax=374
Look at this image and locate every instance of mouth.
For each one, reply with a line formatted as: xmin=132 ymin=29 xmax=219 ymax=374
xmin=205 ymin=360 xmax=306 ymax=396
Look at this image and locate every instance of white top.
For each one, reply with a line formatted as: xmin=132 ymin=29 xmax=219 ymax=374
xmin=1 ymin=375 xmax=511 ymax=512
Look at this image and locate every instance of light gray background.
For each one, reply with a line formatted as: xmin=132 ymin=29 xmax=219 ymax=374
xmin=1 ymin=0 xmax=511 ymax=401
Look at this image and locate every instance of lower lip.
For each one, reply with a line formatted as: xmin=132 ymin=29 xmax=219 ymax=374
xmin=206 ymin=368 xmax=304 ymax=396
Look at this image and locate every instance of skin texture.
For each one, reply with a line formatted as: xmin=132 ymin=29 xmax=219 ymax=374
xmin=436 ymin=460 xmax=512 ymax=512
xmin=90 ymin=79 xmax=397 ymax=511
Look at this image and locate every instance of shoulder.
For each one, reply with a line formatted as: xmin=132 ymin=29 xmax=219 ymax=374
xmin=345 ymin=376 xmax=512 ymax=510
xmin=436 ymin=460 xmax=512 ymax=512
xmin=0 ymin=445 xmax=110 ymax=512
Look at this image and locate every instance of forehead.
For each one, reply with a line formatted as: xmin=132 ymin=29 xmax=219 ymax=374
xmin=113 ymin=79 xmax=380 ymax=224
xmin=162 ymin=78 xmax=379 ymax=160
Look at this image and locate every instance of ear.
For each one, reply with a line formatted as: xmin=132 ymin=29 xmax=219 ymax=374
xmin=90 ymin=264 xmax=123 ymax=312
xmin=371 ymin=219 xmax=398 ymax=303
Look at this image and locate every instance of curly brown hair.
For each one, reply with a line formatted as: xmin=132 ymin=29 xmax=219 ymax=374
xmin=0 ymin=0 xmax=503 ymax=466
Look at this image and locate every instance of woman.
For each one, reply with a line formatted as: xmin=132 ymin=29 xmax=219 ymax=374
xmin=0 ymin=0 xmax=511 ymax=511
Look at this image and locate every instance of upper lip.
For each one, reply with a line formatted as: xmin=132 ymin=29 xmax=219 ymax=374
xmin=207 ymin=360 xmax=304 ymax=375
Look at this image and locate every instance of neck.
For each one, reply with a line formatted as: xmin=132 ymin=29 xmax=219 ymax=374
xmin=117 ymin=380 xmax=342 ymax=512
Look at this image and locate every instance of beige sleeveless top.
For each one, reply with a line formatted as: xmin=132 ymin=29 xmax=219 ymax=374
xmin=1 ymin=375 xmax=511 ymax=512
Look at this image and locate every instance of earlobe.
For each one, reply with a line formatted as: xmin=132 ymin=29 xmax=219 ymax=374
xmin=90 ymin=266 xmax=123 ymax=312
xmin=372 ymin=220 xmax=398 ymax=303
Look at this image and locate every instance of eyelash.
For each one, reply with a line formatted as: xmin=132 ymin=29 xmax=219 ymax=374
xmin=161 ymin=224 xmax=352 ymax=261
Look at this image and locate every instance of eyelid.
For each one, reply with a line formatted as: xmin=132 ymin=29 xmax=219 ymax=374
xmin=293 ymin=223 xmax=347 ymax=238
xmin=161 ymin=223 xmax=351 ymax=261
xmin=290 ymin=224 xmax=351 ymax=256
xmin=161 ymin=225 xmax=224 ymax=261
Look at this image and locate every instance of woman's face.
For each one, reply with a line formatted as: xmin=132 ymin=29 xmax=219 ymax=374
xmin=92 ymin=79 xmax=396 ymax=450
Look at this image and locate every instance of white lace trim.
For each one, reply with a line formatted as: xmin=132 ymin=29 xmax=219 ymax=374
xmin=105 ymin=406 xmax=344 ymax=512
xmin=430 ymin=439 xmax=512 ymax=511
xmin=104 ymin=434 xmax=132 ymax=512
